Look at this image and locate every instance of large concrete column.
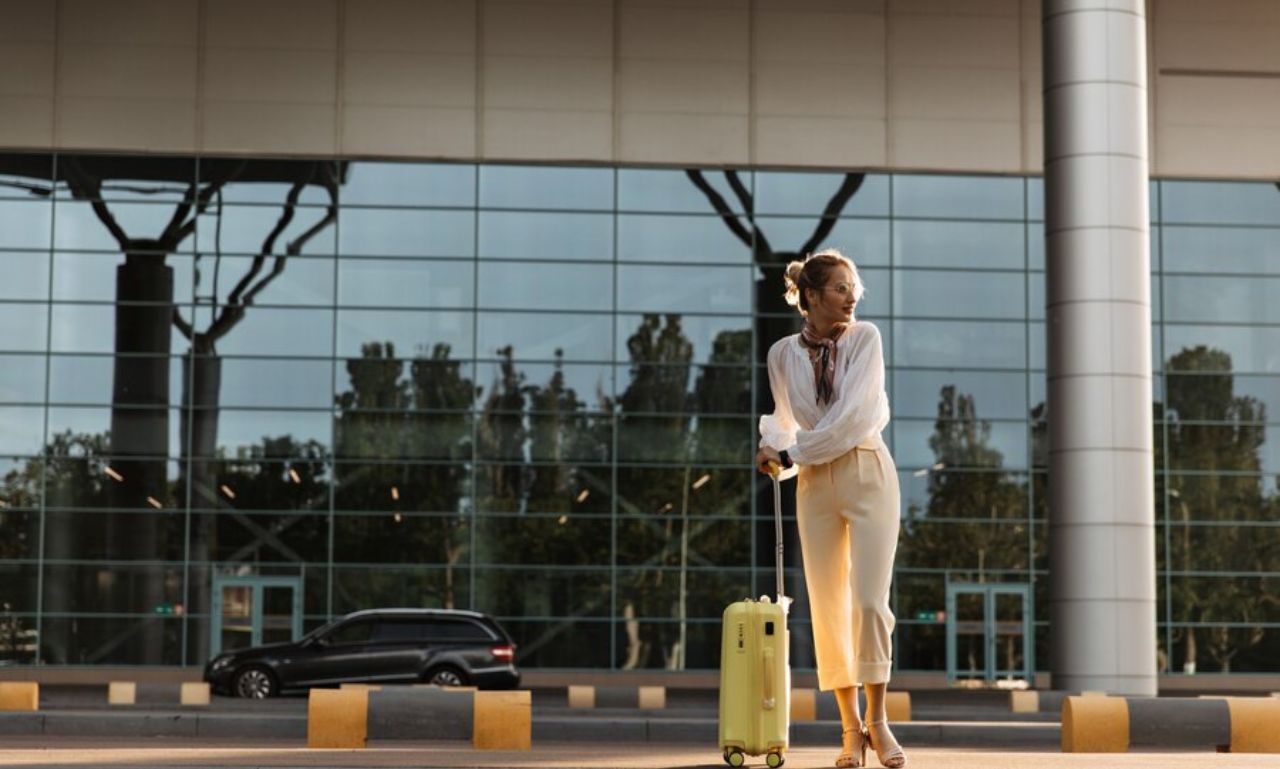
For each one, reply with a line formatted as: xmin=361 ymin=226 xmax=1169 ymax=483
xmin=1043 ymin=0 xmax=1157 ymax=695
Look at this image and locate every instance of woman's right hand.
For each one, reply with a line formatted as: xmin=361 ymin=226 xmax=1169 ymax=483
xmin=756 ymin=447 xmax=781 ymax=475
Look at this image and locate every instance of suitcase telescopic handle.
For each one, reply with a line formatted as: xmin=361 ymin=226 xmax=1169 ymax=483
xmin=766 ymin=463 xmax=785 ymax=601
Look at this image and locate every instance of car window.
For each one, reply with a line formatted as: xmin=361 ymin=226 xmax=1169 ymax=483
xmin=368 ymin=618 xmax=494 ymax=643
xmin=324 ymin=619 xmax=374 ymax=645
xmin=425 ymin=618 xmax=494 ymax=642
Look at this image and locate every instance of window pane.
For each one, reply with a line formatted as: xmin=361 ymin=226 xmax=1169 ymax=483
xmin=53 ymin=253 xmax=195 ymax=304
xmin=196 ymin=204 xmax=336 ymax=255
xmin=893 ymin=220 xmax=1024 ymax=269
xmin=617 ymin=264 xmax=750 ymax=314
xmin=616 ymin=314 xmax=752 ymax=366
xmin=754 ymin=172 xmax=889 ymax=217
xmin=340 ymin=161 xmax=475 ymax=207
xmin=0 ymin=303 xmax=47 ymax=353
xmin=894 ymin=419 xmax=1029 ymax=470
xmin=479 ymin=570 xmax=611 ymax=620
xmin=196 ymin=455 xmax=330 ymax=513
xmin=0 ymin=200 xmax=52 ymax=248
xmin=210 ymin=357 xmax=334 ymax=409
xmin=0 ymin=252 xmax=49 ymax=300
xmin=1162 ymin=225 xmax=1280 ymax=275
xmin=893 ymin=320 xmax=1026 ymax=368
xmin=46 ymin=406 xmax=181 ymax=459
xmin=0 ymin=406 xmax=44 ymax=455
xmin=208 ymin=307 xmax=333 ymax=357
xmin=1164 ymin=326 xmax=1280 ymax=374
xmin=54 ymin=201 xmax=193 ymax=252
xmin=333 ymin=463 xmax=470 ymax=514
xmin=617 ymin=415 xmax=752 ymax=463
xmin=49 ymin=355 xmax=183 ymax=406
xmin=475 ymin=515 xmax=612 ymax=565
xmin=899 ymin=470 xmax=1030 ymax=519
xmin=336 ymin=309 xmax=469 ymax=359
xmin=335 ymin=412 xmax=474 ymax=460
xmin=894 ymin=175 xmax=1024 ymax=220
xmin=897 ymin=520 xmax=1031 ymax=570
xmin=480 ymin=165 xmax=613 ymax=210
xmin=1168 ymin=425 xmax=1280 ymax=475
xmin=49 ymin=303 xmax=191 ymax=355
xmin=478 ymin=312 xmax=612 ymax=362
xmin=474 ymin=464 xmax=612 ymax=514
xmin=475 ymin=361 xmax=612 ymax=411
xmin=895 ymin=270 xmax=1025 ymax=319
xmin=1162 ymin=181 xmax=1280 ymax=225
xmin=338 ymin=257 xmax=473 ymax=309
xmin=478 ymin=211 xmax=612 ymax=261
xmin=333 ymin=514 xmax=471 ymax=564
xmin=1165 ymin=275 xmax=1280 ymax=324
xmin=619 ymin=168 xmax=750 ymax=213
xmin=893 ymin=370 xmax=1028 ymax=420
xmin=479 ymin=261 xmax=612 ymax=311
xmin=0 ymin=354 xmax=46 ymax=403
xmin=338 ymin=209 xmax=474 ymax=257
xmin=618 ymin=214 xmax=751 ymax=263
xmin=330 ymin=565 xmax=469 ymax=613
xmin=39 ymin=615 xmax=185 ymax=665
xmin=753 ymin=217 xmax=890 ymax=267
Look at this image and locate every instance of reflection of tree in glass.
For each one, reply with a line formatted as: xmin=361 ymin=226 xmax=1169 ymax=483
xmin=898 ymin=386 xmax=1027 ymax=572
xmin=896 ymin=386 xmax=1029 ymax=675
xmin=472 ymin=346 xmax=612 ymax=666
xmin=1164 ymin=346 xmax=1277 ymax=672
xmin=614 ymin=315 xmax=754 ymax=669
xmin=333 ymin=342 xmax=475 ymax=611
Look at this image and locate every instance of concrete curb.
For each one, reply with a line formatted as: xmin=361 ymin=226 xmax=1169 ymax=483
xmin=1062 ymin=695 xmax=1280 ymax=753
xmin=0 ymin=711 xmax=1060 ymax=747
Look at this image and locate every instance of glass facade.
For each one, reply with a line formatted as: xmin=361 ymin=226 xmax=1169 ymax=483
xmin=0 ymin=153 xmax=1276 ymax=674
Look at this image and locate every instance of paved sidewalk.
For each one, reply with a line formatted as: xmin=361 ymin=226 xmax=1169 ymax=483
xmin=0 ymin=738 xmax=1276 ymax=769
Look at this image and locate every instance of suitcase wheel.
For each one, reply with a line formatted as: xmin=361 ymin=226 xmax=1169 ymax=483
xmin=724 ymin=749 xmax=744 ymax=767
xmin=765 ymin=751 xmax=785 ymax=768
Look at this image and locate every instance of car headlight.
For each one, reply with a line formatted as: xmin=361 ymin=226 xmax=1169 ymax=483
xmin=209 ymin=656 xmax=233 ymax=671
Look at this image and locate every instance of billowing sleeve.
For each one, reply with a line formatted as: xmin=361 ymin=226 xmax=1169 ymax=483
xmin=758 ymin=339 xmax=800 ymax=481
xmin=786 ymin=323 xmax=888 ymax=466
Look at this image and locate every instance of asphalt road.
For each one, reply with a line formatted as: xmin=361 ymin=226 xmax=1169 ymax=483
xmin=0 ymin=737 xmax=1275 ymax=769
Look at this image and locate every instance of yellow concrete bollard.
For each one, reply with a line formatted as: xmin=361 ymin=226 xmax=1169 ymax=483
xmin=567 ymin=685 xmax=595 ymax=709
xmin=637 ymin=685 xmax=665 ymax=709
xmin=1061 ymin=695 xmax=1129 ymax=753
xmin=473 ymin=690 xmax=531 ymax=750
xmin=886 ymin=691 xmax=912 ymax=722
xmin=1010 ymin=690 xmax=1039 ymax=713
xmin=1225 ymin=697 xmax=1280 ymax=753
xmin=1081 ymin=690 xmax=1108 ymax=698
xmin=308 ymin=688 xmax=369 ymax=749
xmin=790 ymin=688 xmax=816 ymax=721
xmin=0 ymin=682 xmax=38 ymax=711
xmin=180 ymin=682 xmax=211 ymax=706
xmin=107 ymin=681 xmax=137 ymax=705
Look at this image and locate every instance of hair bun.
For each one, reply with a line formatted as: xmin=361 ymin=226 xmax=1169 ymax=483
xmin=782 ymin=260 xmax=805 ymax=307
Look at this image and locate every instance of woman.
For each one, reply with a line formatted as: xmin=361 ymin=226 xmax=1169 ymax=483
xmin=756 ymin=250 xmax=906 ymax=769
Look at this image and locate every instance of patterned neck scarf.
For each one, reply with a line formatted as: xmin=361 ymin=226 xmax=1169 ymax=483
xmin=799 ymin=321 xmax=847 ymax=405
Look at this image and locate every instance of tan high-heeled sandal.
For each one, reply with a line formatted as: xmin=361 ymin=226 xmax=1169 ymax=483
xmin=865 ymin=719 xmax=907 ymax=768
xmin=835 ymin=725 xmax=867 ymax=768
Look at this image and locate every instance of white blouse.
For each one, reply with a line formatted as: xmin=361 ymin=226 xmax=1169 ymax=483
xmin=758 ymin=321 xmax=890 ymax=478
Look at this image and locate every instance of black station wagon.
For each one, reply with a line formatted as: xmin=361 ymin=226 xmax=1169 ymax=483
xmin=203 ymin=608 xmax=519 ymax=698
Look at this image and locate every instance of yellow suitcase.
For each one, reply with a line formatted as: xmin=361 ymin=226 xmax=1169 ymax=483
xmin=719 ymin=467 xmax=790 ymax=768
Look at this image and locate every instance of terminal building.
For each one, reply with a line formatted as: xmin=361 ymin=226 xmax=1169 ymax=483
xmin=0 ymin=0 xmax=1277 ymax=690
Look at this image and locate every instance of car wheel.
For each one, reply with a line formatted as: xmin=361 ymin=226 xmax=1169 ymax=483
xmin=425 ymin=665 xmax=468 ymax=687
xmin=234 ymin=665 xmax=278 ymax=699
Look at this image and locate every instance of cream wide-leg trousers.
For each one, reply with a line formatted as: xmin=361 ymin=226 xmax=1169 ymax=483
xmin=795 ymin=436 xmax=900 ymax=690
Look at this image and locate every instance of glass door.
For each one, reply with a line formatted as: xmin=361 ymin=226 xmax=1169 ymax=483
xmin=210 ymin=576 xmax=303 ymax=656
xmin=945 ymin=582 xmax=1033 ymax=685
